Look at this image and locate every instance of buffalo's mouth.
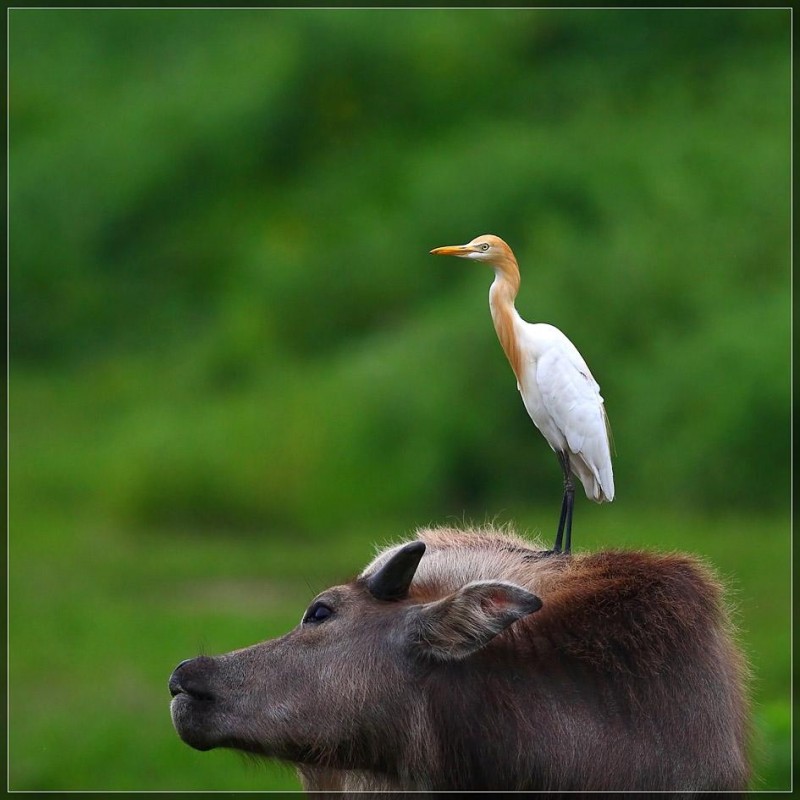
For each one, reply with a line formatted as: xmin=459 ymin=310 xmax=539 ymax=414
xmin=170 ymin=692 xmax=219 ymax=751
xmin=169 ymin=657 xmax=223 ymax=751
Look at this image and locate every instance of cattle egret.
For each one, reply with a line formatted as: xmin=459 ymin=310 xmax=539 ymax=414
xmin=430 ymin=234 xmax=614 ymax=555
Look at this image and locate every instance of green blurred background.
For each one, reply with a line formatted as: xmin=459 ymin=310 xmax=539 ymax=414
xmin=8 ymin=8 xmax=791 ymax=791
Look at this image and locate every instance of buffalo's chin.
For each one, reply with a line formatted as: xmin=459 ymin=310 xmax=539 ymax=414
xmin=170 ymin=694 xmax=221 ymax=751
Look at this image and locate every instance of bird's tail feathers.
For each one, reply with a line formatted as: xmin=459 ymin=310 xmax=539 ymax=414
xmin=571 ymin=452 xmax=615 ymax=503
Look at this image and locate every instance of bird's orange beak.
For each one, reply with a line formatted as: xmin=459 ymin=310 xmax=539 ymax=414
xmin=430 ymin=244 xmax=472 ymax=257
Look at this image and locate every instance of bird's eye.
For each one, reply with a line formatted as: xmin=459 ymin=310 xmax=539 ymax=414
xmin=480 ymin=243 xmax=490 ymax=251
xmin=303 ymin=602 xmax=334 ymax=624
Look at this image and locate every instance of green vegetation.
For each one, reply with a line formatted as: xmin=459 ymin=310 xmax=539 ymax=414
xmin=9 ymin=8 xmax=790 ymax=791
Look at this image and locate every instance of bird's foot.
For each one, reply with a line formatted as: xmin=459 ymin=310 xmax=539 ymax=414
xmin=526 ymin=548 xmax=569 ymax=560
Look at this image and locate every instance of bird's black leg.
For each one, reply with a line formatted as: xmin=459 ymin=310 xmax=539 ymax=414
xmin=552 ymin=452 xmax=574 ymax=555
xmin=563 ymin=480 xmax=575 ymax=555
xmin=553 ymin=489 xmax=568 ymax=554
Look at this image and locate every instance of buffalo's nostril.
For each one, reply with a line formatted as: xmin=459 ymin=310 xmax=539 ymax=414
xmin=169 ymin=657 xmax=216 ymax=701
xmin=169 ymin=658 xmax=193 ymax=696
xmin=169 ymin=671 xmax=184 ymax=697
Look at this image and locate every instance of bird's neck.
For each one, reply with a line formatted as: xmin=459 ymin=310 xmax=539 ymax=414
xmin=488 ymin=255 xmax=524 ymax=384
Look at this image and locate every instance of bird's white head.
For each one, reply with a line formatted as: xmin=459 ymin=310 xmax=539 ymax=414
xmin=430 ymin=234 xmax=513 ymax=264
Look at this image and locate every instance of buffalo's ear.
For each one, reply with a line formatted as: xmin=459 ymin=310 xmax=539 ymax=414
xmin=409 ymin=580 xmax=542 ymax=661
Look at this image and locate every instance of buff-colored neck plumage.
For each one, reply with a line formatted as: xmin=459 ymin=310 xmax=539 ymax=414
xmin=487 ymin=244 xmax=524 ymax=385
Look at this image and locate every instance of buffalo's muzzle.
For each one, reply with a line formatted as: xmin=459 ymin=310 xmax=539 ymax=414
xmin=169 ymin=656 xmax=216 ymax=701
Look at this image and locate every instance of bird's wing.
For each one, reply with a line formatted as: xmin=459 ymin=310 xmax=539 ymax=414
xmin=536 ymin=339 xmax=609 ymax=463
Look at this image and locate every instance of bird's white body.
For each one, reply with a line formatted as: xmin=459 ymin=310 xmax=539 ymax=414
xmin=505 ymin=309 xmax=614 ymax=502
xmin=432 ymin=234 xmax=614 ymax=510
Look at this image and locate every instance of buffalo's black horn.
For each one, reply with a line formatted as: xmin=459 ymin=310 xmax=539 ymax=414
xmin=366 ymin=541 xmax=426 ymax=600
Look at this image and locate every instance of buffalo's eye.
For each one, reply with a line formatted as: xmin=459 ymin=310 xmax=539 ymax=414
xmin=303 ymin=602 xmax=334 ymax=624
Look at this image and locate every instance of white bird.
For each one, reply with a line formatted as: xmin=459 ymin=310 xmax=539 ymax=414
xmin=430 ymin=234 xmax=614 ymax=555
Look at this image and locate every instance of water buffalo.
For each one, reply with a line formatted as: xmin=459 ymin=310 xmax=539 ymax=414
xmin=169 ymin=525 xmax=751 ymax=793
